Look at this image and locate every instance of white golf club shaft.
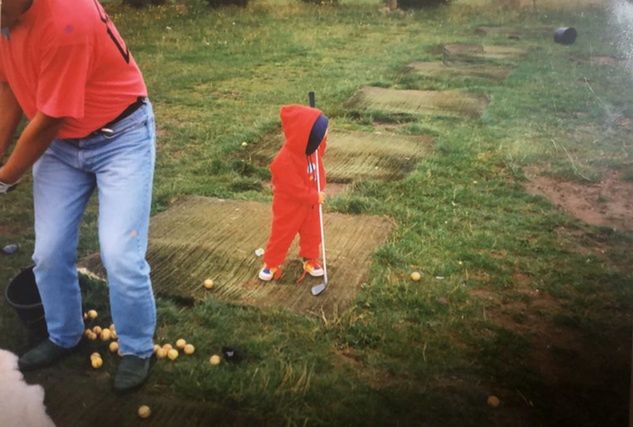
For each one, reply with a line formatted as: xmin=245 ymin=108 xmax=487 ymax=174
xmin=314 ymin=152 xmax=328 ymax=285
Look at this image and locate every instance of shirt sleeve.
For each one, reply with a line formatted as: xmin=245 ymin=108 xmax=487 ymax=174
xmin=36 ymin=36 xmax=92 ymax=119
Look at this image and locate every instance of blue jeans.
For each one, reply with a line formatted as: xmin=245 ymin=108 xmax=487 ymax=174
xmin=32 ymin=101 xmax=156 ymax=358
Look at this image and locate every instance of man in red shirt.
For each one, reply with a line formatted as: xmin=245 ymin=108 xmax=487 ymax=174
xmin=0 ymin=0 xmax=157 ymax=392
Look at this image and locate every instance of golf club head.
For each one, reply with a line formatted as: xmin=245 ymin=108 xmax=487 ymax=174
xmin=311 ymin=282 xmax=326 ymax=296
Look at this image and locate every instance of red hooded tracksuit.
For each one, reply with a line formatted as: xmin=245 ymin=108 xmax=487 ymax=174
xmin=263 ymin=105 xmax=327 ymax=269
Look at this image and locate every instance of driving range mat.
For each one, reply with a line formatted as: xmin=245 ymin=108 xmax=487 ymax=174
xmin=346 ymin=86 xmax=489 ymax=119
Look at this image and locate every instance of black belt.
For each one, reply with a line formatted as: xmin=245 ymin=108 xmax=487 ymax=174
xmin=96 ymin=96 xmax=146 ymax=135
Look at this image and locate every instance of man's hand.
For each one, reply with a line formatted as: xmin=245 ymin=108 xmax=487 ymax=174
xmin=0 ymin=159 xmax=20 ymax=194
xmin=0 ymin=179 xmax=18 ymax=194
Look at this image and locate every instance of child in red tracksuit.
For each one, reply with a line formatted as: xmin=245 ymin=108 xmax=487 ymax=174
xmin=258 ymin=105 xmax=329 ymax=282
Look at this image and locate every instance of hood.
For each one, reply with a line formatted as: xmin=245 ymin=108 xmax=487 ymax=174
xmin=280 ymin=105 xmax=325 ymax=156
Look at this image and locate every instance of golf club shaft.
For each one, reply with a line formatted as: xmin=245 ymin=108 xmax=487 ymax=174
xmin=314 ymin=153 xmax=328 ymax=285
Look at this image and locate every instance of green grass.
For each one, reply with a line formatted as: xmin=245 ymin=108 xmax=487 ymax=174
xmin=1 ymin=0 xmax=632 ymax=425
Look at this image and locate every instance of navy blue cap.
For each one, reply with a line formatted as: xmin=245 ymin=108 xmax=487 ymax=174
xmin=306 ymin=114 xmax=328 ymax=155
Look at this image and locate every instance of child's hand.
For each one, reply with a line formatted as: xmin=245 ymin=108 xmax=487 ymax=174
xmin=318 ymin=192 xmax=326 ymax=204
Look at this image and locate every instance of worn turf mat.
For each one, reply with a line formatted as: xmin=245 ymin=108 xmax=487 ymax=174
xmin=82 ymin=197 xmax=394 ymax=318
xmin=246 ymin=130 xmax=433 ymax=184
xmin=442 ymin=43 xmax=529 ymax=62
xmin=407 ymin=61 xmax=514 ymax=82
xmin=474 ymin=26 xmax=553 ymax=39
xmin=346 ymin=86 xmax=489 ymax=119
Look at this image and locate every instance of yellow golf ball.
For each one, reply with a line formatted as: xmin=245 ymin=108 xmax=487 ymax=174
xmin=487 ymin=395 xmax=500 ymax=408
xmin=410 ymin=271 xmax=421 ymax=281
xmin=109 ymin=341 xmax=119 ymax=353
xmin=167 ymin=349 xmax=179 ymax=361
xmin=87 ymin=331 xmax=97 ymax=341
xmin=162 ymin=344 xmax=173 ymax=352
xmin=91 ymin=357 xmax=103 ymax=369
xmin=100 ymin=329 xmax=112 ymax=341
xmin=90 ymin=352 xmax=101 ymax=360
xmin=156 ymin=348 xmax=167 ymax=359
xmin=92 ymin=326 xmax=102 ymax=335
xmin=137 ymin=405 xmax=151 ymax=419
xmin=209 ymin=354 xmax=221 ymax=365
xmin=184 ymin=344 xmax=195 ymax=355
xmin=176 ymin=339 xmax=187 ymax=350
xmin=203 ymin=278 xmax=214 ymax=290
xmin=87 ymin=309 xmax=98 ymax=319
xmin=153 ymin=344 xmax=161 ymax=353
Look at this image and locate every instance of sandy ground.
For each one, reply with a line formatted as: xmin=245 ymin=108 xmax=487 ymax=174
xmin=0 ymin=349 xmax=55 ymax=427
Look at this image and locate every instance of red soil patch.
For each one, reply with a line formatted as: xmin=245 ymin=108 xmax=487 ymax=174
xmin=525 ymin=171 xmax=633 ymax=230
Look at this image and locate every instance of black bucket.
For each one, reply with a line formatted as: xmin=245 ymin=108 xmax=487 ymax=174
xmin=5 ymin=266 xmax=48 ymax=340
xmin=554 ymin=27 xmax=577 ymax=45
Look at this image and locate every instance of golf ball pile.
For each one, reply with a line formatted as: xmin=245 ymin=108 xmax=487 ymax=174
xmin=154 ymin=338 xmax=197 ymax=361
xmin=83 ymin=317 xmax=117 ymax=343
xmin=83 ymin=312 xmax=119 ymax=362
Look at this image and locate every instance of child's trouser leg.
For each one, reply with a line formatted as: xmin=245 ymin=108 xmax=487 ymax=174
xmin=264 ymin=197 xmax=310 ymax=267
xmin=298 ymin=205 xmax=321 ymax=260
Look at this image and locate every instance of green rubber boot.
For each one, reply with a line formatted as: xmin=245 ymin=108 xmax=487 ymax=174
xmin=18 ymin=339 xmax=77 ymax=371
xmin=113 ymin=355 xmax=151 ymax=393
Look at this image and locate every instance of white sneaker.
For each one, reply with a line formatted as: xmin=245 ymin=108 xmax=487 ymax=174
xmin=258 ymin=265 xmax=280 ymax=281
xmin=303 ymin=260 xmax=324 ymax=277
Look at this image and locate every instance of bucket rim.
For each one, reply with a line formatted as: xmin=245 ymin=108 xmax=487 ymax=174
xmin=5 ymin=265 xmax=43 ymax=310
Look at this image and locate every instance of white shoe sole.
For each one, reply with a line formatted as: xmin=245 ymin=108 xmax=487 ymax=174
xmin=306 ymin=269 xmax=324 ymax=277
xmin=258 ymin=270 xmax=274 ymax=281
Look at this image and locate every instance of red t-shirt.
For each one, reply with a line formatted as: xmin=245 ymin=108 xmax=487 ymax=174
xmin=0 ymin=0 xmax=147 ymax=138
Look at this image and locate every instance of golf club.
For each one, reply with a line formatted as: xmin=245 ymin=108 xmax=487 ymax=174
xmin=307 ymin=91 xmax=328 ymax=296
xmin=310 ymin=152 xmax=328 ymax=296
